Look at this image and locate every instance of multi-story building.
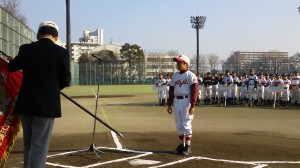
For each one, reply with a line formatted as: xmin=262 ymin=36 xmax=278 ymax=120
xmin=70 ymin=28 xmax=104 ymax=62
xmin=79 ymin=28 xmax=103 ymax=45
xmin=144 ymin=49 xmax=178 ymax=79
xmin=224 ymin=51 xmax=289 ymax=74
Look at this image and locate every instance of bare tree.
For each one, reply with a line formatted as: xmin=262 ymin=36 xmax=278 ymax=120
xmin=207 ymin=54 xmax=219 ymax=71
xmin=191 ymin=54 xmax=206 ymax=75
xmin=0 ymin=0 xmax=27 ymax=24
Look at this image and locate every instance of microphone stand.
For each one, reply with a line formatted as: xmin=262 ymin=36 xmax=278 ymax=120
xmin=73 ymin=56 xmax=104 ymax=159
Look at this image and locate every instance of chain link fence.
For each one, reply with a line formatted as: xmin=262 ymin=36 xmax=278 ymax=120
xmin=71 ymin=62 xmax=156 ymax=85
xmin=71 ymin=61 xmax=300 ymax=85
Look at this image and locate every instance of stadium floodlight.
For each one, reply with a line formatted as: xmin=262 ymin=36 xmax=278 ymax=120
xmin=190 ymin=16 xmax=206 ymax=74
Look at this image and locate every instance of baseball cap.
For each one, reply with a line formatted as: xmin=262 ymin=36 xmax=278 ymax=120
xmin=173 ymin=55 xmax=190 ymax=65
xmin=39 ymin=21 xmax=59 ymax=32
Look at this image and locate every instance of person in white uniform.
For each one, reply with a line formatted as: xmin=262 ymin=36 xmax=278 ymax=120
xmin=281 ymin=74 xmax=291 ymax=107
xmin=167 ymin=55 xmax=198 ymax=155
xmin=290 ymin=71 xmax=300 ymax=106
xmin=155 ymin=73 xmax=167 ymax=105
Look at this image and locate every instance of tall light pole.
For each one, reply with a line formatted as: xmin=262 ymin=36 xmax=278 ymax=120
xmin=190 ymin=16 xmax=206 ymax=74
xmin=66 ymin=0 xmax=71 ymax=58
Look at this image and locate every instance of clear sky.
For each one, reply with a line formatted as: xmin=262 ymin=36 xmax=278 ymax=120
xmin=20 ymin=0 xmax=300 ymax=60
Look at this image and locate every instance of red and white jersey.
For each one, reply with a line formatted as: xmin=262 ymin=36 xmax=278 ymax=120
xmin=291 ymin=76 xmax=300 ymax=85
xmin=257 ymin=77 xmax=267 ymax=86
xmin=170 ymin=70 xmax=198 ymax=96
xmin=282 ymin=79 xmax=291 ymax=89
xmin=272 ymin=79 xmax=283 ymax=86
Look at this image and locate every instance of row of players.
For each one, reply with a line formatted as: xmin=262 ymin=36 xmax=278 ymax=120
xmin=199 ymin=69 xmax=300 ymax=107
xmin=155 ymin=70 xmax=300 ymax=107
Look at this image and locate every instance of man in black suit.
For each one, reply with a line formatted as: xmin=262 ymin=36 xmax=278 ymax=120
xmin=8 ymin=21 xmax=71 ymax=168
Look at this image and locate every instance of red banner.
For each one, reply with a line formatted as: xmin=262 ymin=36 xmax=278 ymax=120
xmin=0 ymin=57 xmax=22 ymax=166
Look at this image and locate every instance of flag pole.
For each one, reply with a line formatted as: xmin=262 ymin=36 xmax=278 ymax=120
xmin=60 ymin=92 xmax=124 ymax=137
xmin=0 ymin=50 xmax=124 ymax=138
xmin=0 ymin=50 xmax=9 ymax=58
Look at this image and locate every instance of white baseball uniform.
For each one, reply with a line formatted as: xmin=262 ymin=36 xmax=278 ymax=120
xmin=290 ymin=75 xmax=300 ymax=103
xmin=282 ymin=79 xmax=291 ymax=101
xmin=257 ymin=77 xmax=266 ymax=100
xmin=155 ymin=78 xmax=167 ymax=99
xmin=169 ymin=70 xmax=198 ymax=136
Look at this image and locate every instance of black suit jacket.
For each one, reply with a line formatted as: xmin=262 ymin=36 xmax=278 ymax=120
xmin=8 ymin=38 xmax=71 ymax=118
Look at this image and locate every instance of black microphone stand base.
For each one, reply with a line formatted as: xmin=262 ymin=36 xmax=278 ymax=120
xmin=88 ymin=143 xmax=104 ymax=159
xmin=71 ymin=143 xmax=104 ymax=160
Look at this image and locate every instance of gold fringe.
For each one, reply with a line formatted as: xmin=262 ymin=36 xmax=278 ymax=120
xmin=0 ymin=119 xmax=21 ymax=167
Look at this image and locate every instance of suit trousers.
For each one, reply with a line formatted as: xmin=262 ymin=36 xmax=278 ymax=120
xmin=20 ymin=115 xmax=54 ymax=168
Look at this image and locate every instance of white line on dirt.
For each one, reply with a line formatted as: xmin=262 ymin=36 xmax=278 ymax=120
xmin=47 ymin=147 xmax=153 ymax=168
xmin=111 ymin=130 xmax=123 ymax=149
xmin=253 ymin=164 xmax=269 ymax=168
xmin=98 ymin=104 xmax=123 ymax=149
xmin=150 ymin=156 xmax=300 ymax=168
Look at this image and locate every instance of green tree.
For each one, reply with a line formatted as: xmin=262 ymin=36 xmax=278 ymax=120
xmin=120 ymin=43 xmax=144 ymax=81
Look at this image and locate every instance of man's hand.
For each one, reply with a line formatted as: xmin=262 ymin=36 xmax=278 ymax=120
xmin=167 ymin=106 xmax=172 ymax=114
xmin=7 ymin=56 xmax=14 ymax=61
xmin=189 ymin=107 xmax=195 ymax=115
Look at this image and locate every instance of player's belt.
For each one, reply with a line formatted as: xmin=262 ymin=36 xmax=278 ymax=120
xmin=176 ymin=95 xmax=188 ymax=99
xmin=292 ymin=85 xmax=299 ymax=86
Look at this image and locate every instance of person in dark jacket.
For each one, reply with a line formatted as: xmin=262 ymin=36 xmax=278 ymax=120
xmin=8 ymin=21 xmax=71 ymax=168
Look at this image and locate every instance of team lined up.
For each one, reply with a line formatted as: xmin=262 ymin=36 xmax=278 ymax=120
xmin=155 ymin=70 xmax=300 ymax=107
xmin=198 ymin=69 xmax=300 ymax=107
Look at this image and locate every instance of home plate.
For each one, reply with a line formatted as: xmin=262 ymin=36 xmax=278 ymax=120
xmin=129 ymin=159 xmax=161 ymax=166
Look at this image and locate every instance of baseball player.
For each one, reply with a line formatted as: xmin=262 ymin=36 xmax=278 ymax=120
xmin=202 ymin=72 xmax=213 ymax=105
xmin=218 ymin=73 xmax=225 ymax=105
xmin=196 ymin=73 xmax=203 ymax=106
xmin=211 ymin=72 xmax=219 ymax=104
xmin=245 ymin=69 xmax=258 ymax=106
xmin=231 ymin=71 xmax=240 ymax=105
xmin=256 ymin=72 xmax=266 ymax=106
xmin=222 ymin=70 xmax=233 ymax=105
xmin=290 ymin=71 xmax=300 ymax=106
xmin=155 ymin=73 xmax=167 ymax=106
xmin=167 ymin=54 xmax=198 ymax=155
xmin=263 ymin=73 xmax=269 ymax=105
xmin=282 ymin=74 xmax=291 ymax=107
xmin=266 ymin=74 xmax=275 ymax=105
xmin=166 ymin=73 xmax=172 ymax=104
xmin=272 ymin=74 xmax=283 ymax=106
xmin=239 ymin=73 xmax=248 ymax=104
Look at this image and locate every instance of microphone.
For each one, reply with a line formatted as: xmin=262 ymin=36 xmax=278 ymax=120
xmin=92 ymin=54 xmax=103 ymax=62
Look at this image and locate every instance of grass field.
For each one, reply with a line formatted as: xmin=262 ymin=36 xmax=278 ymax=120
xmin=62 ymin=85 xmax=156 ymax=96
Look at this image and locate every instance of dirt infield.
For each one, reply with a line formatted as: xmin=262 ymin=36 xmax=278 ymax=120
xmin=5 ymin=93 xmax=300 ymax=168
